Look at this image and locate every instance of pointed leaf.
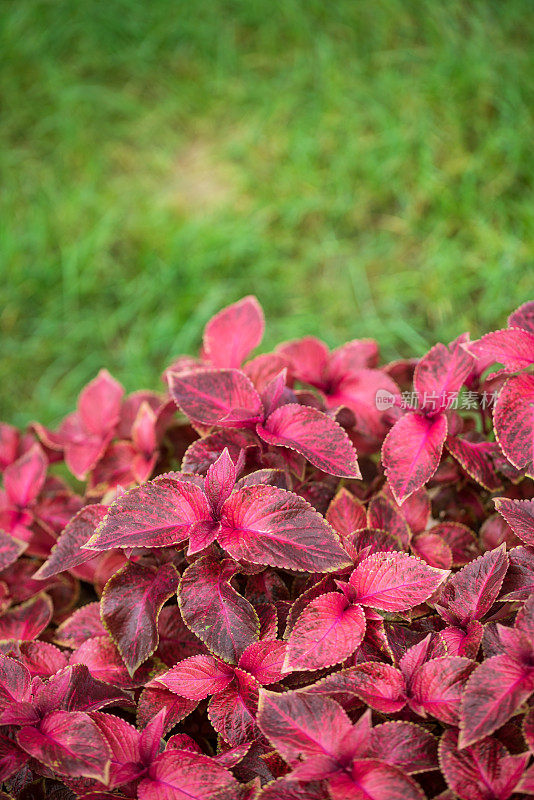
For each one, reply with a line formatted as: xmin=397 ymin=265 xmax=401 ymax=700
xmin=467 ymin=328 xmax=534 ymax=372
xmin=179 ymin=558 xmax=259 ymax=663
xmin=17 ymin=710 xmax=110 ymax=781
xmin=154 ymin=654 xmax=234 ymax=700
xmin=436 ymin=546 xmax=508 ymax=626
xmin=203 ymin=296 xmax=264 ymax=369
xmin=3 ymin=444 xmax=47 ymax=507
xmin=382 ymin=412 xmax=448 ymax=504
xmin=257 ymin=689 xmax=353 ymax=765
xmin=414 ymin=339 xmax=474 ymax=413
xmin=0 ymin=593 xmax=52 ymax=640
xmin=85 ymin=478 xmax=211 ymax=551
xmin=335 ymin=662 xmax=406 ymax=713
xmin=102 ymin=561 xmax=179 ymax=675
xmin=167 ymin=368 xmax=263 ymax=427
xmin=368 ymin=721 xmax=437 ymax=774
xmin=54 ymin=602 xmax=106 ymax=649
xmin=34 ymin=504 xmax=108 ymax=579
xmin=499 ymin=545 xmax=534 ymax=601
xmin=137 ymin=685 xmax=198 ymax=733
xmin=349 ymin=552 xmax=449 ymax=611
xmin=204 ymin=449 xmax=236 ymax=514
xmin=326 ymin=489 xmax=366 ymax=538
xmin=367 ymin=495 xmax=410 ymax=548
xmin=208 ymin=669 xmax=260 ymax=745
xmin=0 ymin=530 xmax=26 ymax=571
xmin=138 ymin=749 xmax=239 ymax=800
xmin=219 ymin=485 xmax=350 ymax=572
xmin=284 ymin=592 xmax=366 ymax=672
xmin=328 ymin=758 xmax=426 ymax=800
xmin=89 ymin=712 xmax=143 ymax=788
xmin=257 ymin=404 xmax=360 ymax=479
xmin=460 ymin=654 xmax=534 ymax=747
xmin=494 ymin=497 xmax=534 ymax=546
xmin=408 ymin=656 xmax=475 ymax=724
xmin=494 ymin=373 xmax=534 ymax=472
xmin=440 ymin=728 xmax=529 ymax=800
xmin=238 ymin=641 xmax=287 ymax=685
xmin=445 ymin=436 xmax=502 ymax=492
xmin=33 ymin=663 xmax=132 ymax=714
xmin=78 ymin=369 xmax=124 ymax=436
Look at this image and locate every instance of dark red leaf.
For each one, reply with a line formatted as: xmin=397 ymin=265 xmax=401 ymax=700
xmin=102 ymin=561 xmax=179 ymax=675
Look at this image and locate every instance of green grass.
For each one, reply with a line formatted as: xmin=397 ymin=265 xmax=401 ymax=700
xmin=1 ymin=0 xmax=533 ymax=427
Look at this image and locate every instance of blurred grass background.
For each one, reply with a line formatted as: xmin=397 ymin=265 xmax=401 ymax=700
xmin=1 ymin=0 xmax=533 ymax=427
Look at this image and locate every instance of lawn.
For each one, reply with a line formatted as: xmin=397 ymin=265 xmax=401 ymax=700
xmin=1 ymin=0 xmax=533 ymax=427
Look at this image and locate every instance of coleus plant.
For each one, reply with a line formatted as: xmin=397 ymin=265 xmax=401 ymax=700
xmin=0 ymin=295 xmax=532 ymax=799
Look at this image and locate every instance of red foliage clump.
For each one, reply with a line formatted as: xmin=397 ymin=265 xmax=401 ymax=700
xmin=0 ymin=296 xmax=533 ymax=799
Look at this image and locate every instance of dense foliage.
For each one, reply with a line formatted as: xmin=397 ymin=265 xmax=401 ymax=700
xmin=0 ymin=295 xmax=533 ymax=799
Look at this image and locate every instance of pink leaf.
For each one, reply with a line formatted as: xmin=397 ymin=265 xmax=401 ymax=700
xmin=284 ymin=592 xmax=366 ymax=672
xmin=414 ymin=339 xmax=474 ymax=413
xmin=3 ymin=443 xmax=47 ymax=507
xmin=411 ymin=532 xmax=452 ymax=569
xmin=167 ymin=368 xmax=263 ymax=427
xmin=276 ymin=337 xmax=330 ymax=386
xmin=257 ymin=404 xmax=360 ymax=479
xmin=408 ymin=656 xmax=474 ymax=724
xmin=179 ymin=558 xmax=259 ymax=663
xmin=101 ymin=561 xmax=179 ymax=675
xmin=494 ymin=497 xmax=534 ymax=546
xmin=69 ymin=636 xmax=155 ymax=689
xmin=440 ymin=728 xmax=529 ymax=800
xmin=0 ymin=530 xmax=26 ymax=571
xmin=459 ymin=654 xmax=534 ymax=747
xmin=494 ymin=373 xmax=534 ymax=472
xmin=368 ymin=721 xmax=437 ymax=774
xmin=78 ymin=369 xmax=124 ymax=436
xmin=137 ymin=686 xmax=197 ymax=734
xmin=208 ymin=669 xmax=260 ymax=745
xmin=328 ymin=758 xmax=426 ymax=800
xmin=219 ymin=484 xmax=350 ymax=572
xmin=467 ymin=328 xmax=534 ymax=372
xmin=337 ymin=662 xmax=406 ymax=713
xmin=33 ymin=663 xmax=133 ymax=714
xmin=138 ymin=749 xmax=239 ymax=800
xmin=34 ymin=504 xmax=108 ymax=578
xmin=0 ymin=593 xmax=52 ymax=640
xmin=349 ymin=552 xmax=449 ymax=611
xmin=238 ymin=641 xmax=287 ymax=685
xmin=499 ymin=545 xmax=534 ymax=601
xmin=54 ymin=602 xmax=106 ymax=649
xmin=382 ymin=412 xmax=448 ymax=504
xmin=326 ymin=489 xmax=367 ymax=538
xmin=429 ymin=521 xmax=480 ymax=567
xmin=204 ymin=448 xmax=237 ymax=514
xmin=85 ymin=477 xmax=212 ymax=550
xmin=445 ymin=436 xmax=502 ymax=492
xmin=367 ymin=494 xmax=410 ymax=548
xmin=257 ymin=689 xmax=353 ymax=765
xmin=9 ymin=640 xmax=69 ymax=678
xmin=155 ymin=654 xmax=234 ymax=700
xmin=0 ymin=733 xmax=29 ymax=781
xmin=90 ymin=712 xmax=143 ymax=788
xmin=203 ymin=295 xmax=264 ymax=369
xmin=436 ymin=546 xmax=508 ymax=626
xmin=17 ymin=710 xmax=110 ymax=781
